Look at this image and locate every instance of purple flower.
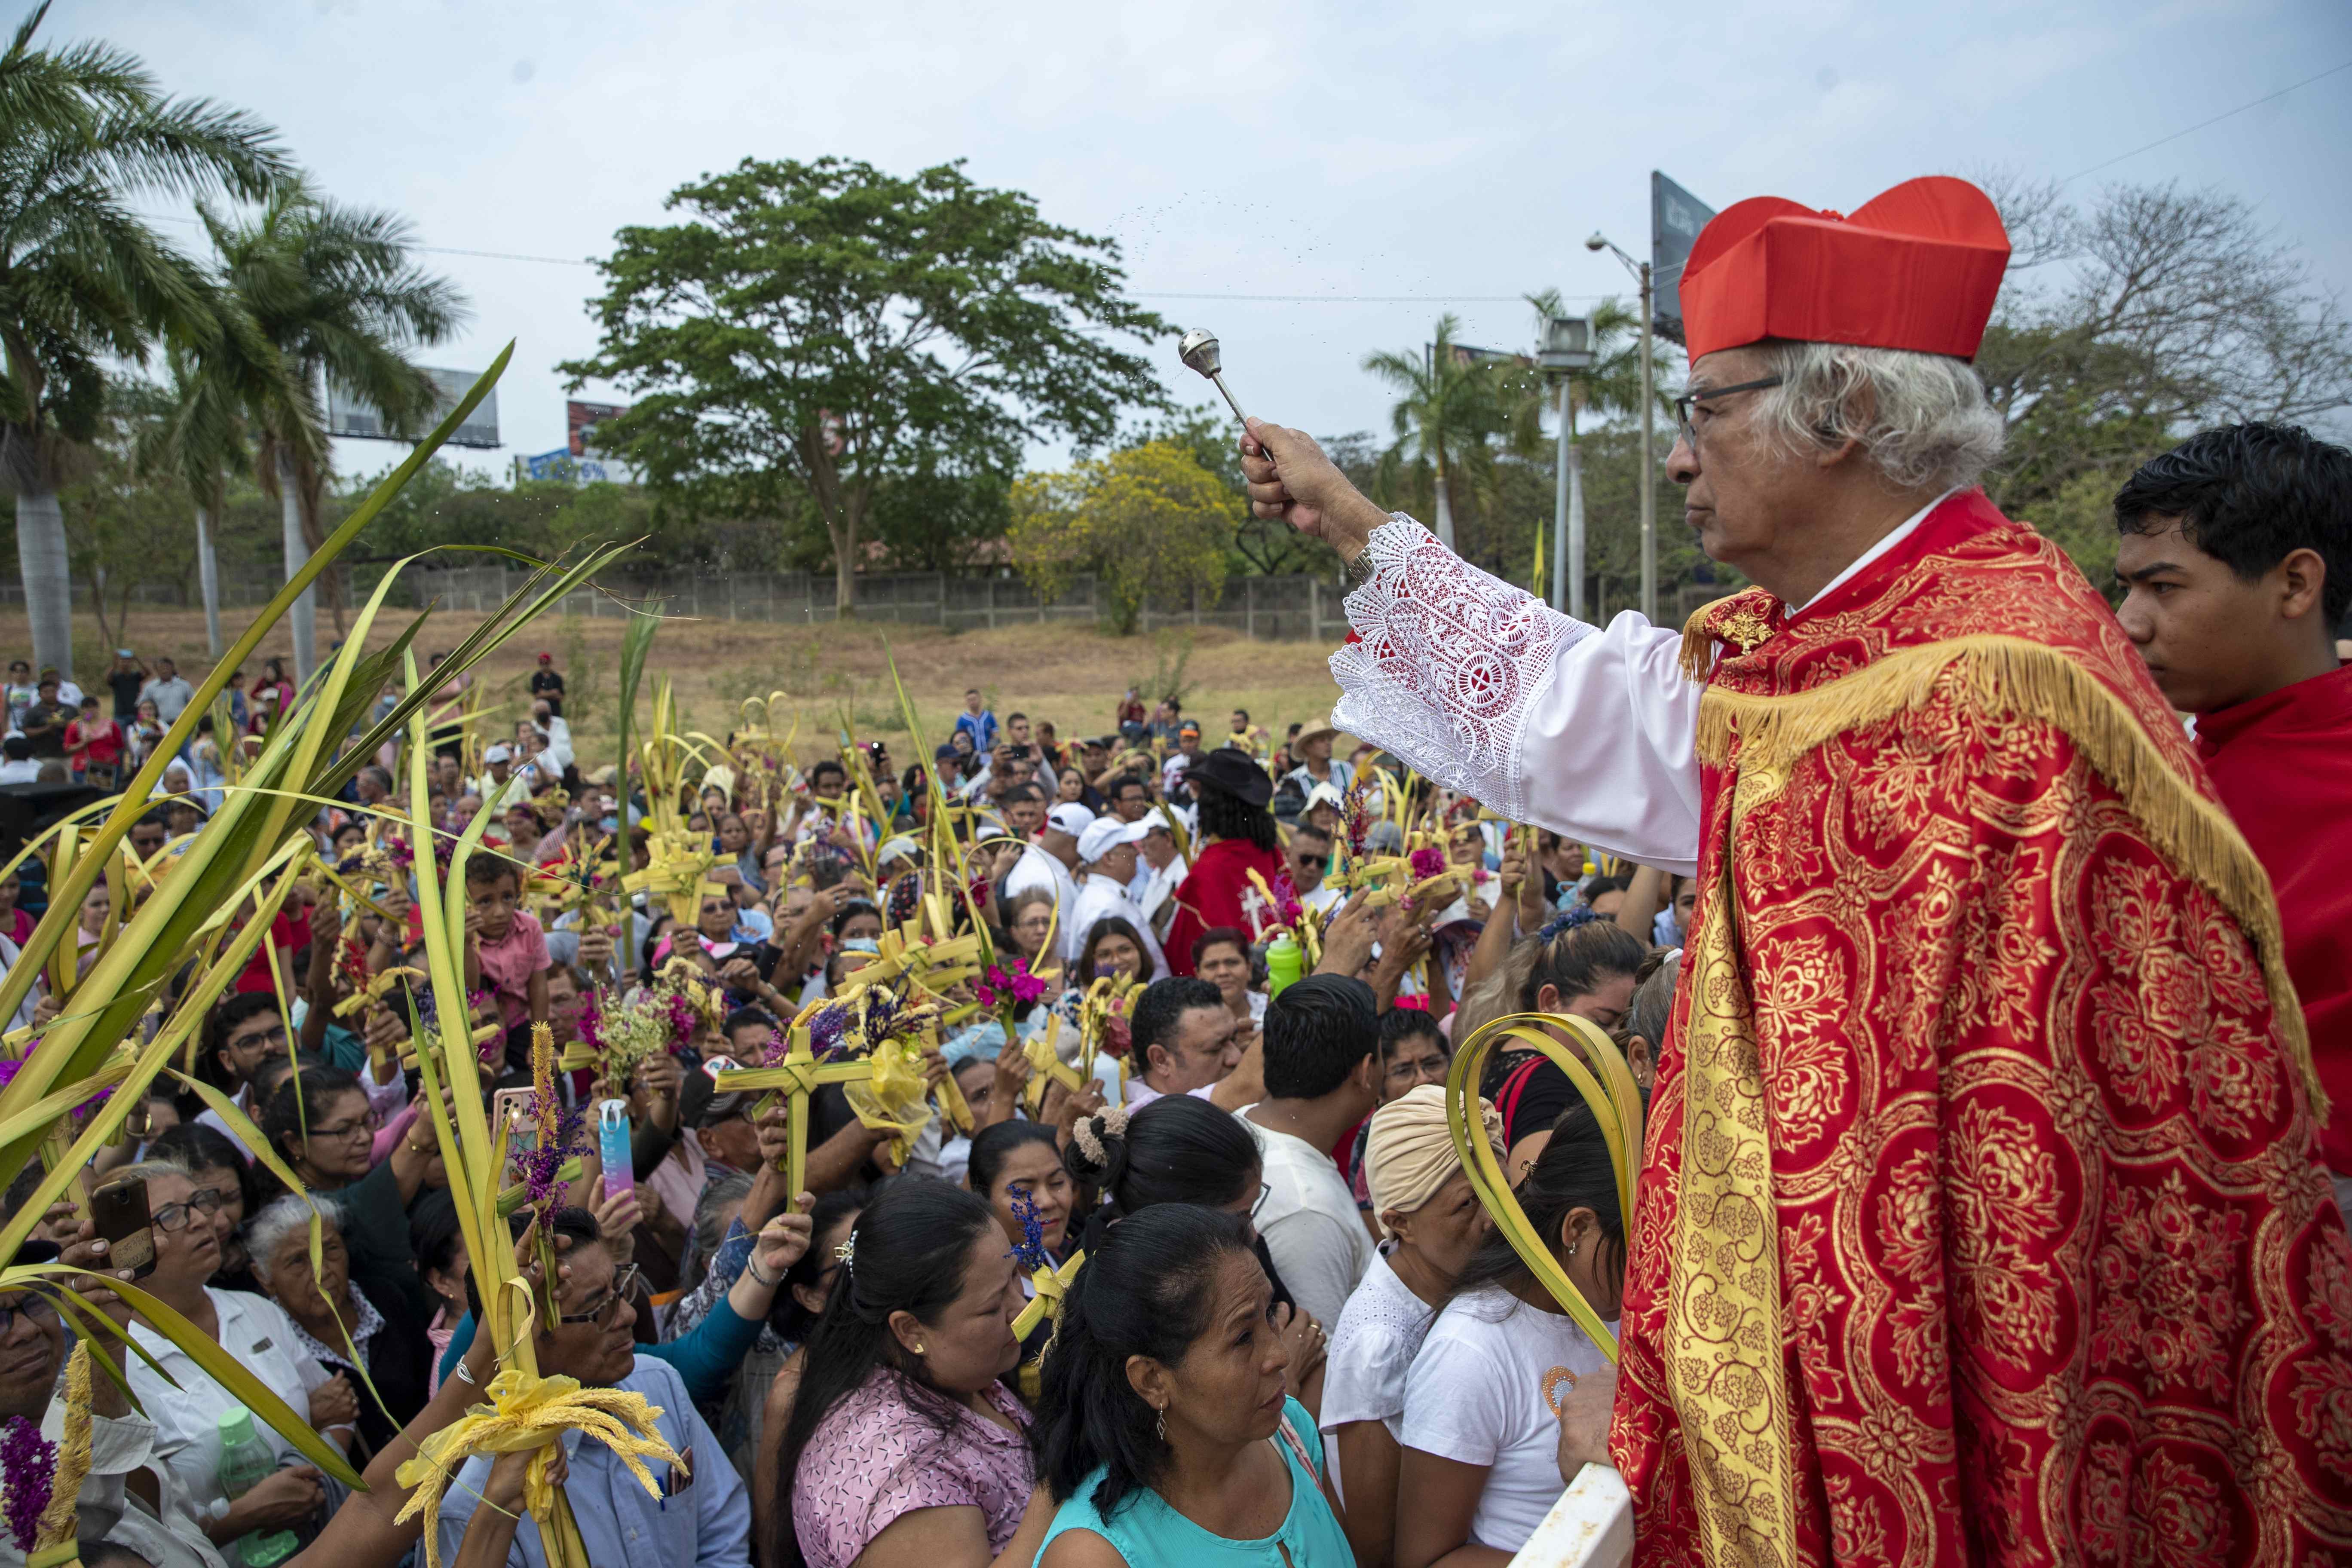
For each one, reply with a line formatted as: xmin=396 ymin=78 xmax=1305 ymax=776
xmin=1410 ymin=846 xmax=1446 ymax=880
xmin=1005 ymin=1185 xmax=1050 ymax=1273
xmin=0 ymin=1413 xmax=53 ymax=1550
xmin=0 ymin=1060 xmax=18 ymax=1093
xmin=808 ymin=1003 xmax=852 ymax=1062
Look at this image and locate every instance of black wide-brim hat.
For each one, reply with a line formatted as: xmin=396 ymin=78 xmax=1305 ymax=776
xmin=1185 ymin=747 xmax=1273 ymax=810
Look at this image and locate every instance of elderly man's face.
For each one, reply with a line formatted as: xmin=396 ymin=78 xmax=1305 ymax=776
xmin=1668 ymin=345 xmax=1805 ymax=579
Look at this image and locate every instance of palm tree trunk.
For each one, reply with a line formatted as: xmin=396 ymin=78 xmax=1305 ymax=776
xmin=194 ymin=504 xmax=224 ymax=658
xmin=278 ymin=450 xmax=315 ymax=684
xmin=1432 ymin=462 xmax=1455 ymax=550
xmin=15 ymin=489 xmax=74 ymax=682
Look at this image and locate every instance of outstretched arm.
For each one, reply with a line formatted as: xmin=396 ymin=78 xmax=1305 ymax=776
xmin=1242 ymin=420 xmax=1704 ymax=875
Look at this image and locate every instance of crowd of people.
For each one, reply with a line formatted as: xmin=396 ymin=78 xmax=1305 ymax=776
xmin=3 ymin=170 xmax=2350 ymax=1568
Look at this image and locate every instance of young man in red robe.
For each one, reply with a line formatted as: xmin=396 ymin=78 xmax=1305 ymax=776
xmin=1242 ymin=177 xmax=2352 ymax=1566
xmin=2113 ymin=423 xmax=2352 ymax=1227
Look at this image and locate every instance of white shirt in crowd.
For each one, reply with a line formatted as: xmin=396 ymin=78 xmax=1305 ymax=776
xmin=1066 ymin=871 xmax=1169 ymax=978
xmin=1319 ymin=1250 xmax=1434 ymax=1508
xmin=1401 ymin=1283 xmax=1616 ymax=1553
xmin=1004 ymin=844 xmax=1082 ymax=962
xmin=1130 ymin=854 xmax=1188 ymax=930
xmin=1325 ymin=503 xmax=1941 ymax=877
xmin=3 ymin=1399 xmax=228 ymax=1568
xmin=1239 ymin=1109 xmax=1374 ymax=1332
xmin=129 ymin=1287 xmax=336 ymax=1522
xmin=0 ymin=758 xmax=41 ymax=783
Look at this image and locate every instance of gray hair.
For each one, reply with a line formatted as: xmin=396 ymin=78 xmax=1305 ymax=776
xmin=692 ymin=1171 xmax=754 ymax=1270
xmin=245 ymin=1194 xmax=342 ymax=1287
xmin=1752 ymin=342 xmax=2006 ymax=495
xmin=99 ymin=1158 xmax=194 ymax=1193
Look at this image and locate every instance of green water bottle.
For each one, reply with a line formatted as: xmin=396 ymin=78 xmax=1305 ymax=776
xmin=1266 ymin=933 xmax=1303 ymax=1000
xmin=216 ymin=1406 xmax=299 ymax=1568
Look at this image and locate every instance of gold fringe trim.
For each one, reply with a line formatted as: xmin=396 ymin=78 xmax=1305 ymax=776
xmin=1679 ymin=595 xmax=1744 ymax=683
xmin=1695 ymin=633 xmax=2323 ymax=1116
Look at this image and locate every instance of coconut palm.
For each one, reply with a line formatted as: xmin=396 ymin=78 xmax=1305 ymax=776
xmin=0 ymin=2 xmax=290 ymax=680
xmin=1363 ymin=315 xmax=1531 ymax=550
xmin=205 ymin=187 xmax=467 ymax=679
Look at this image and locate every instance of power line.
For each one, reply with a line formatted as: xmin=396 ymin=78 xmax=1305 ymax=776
xmin=2059 ymin=58 xmax=2352 ymax=184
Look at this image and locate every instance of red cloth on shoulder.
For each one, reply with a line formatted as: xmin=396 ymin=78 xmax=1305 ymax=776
xmin=1164 ymin=838 xmax=1285 ymax=977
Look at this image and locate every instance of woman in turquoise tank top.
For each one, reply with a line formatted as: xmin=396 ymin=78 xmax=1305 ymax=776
xmin=1034 ymin=1204 xmax=1353 ymax=1567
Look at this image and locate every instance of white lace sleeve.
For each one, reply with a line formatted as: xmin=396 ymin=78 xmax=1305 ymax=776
xmin=1328 ymin=515 xmax=1705 ymax=874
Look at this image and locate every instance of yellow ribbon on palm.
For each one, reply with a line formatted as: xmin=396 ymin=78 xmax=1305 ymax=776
xmin=24 ymin=1341 xmax=92 ymax=1568
xmin=1443 ymin=1011 xmax=1644 ymax=1361
xmin=1011 ymin=1249 xmax=1086 ymax=1340
xmin=393 ymin=1361 xmax=682 ymax=1568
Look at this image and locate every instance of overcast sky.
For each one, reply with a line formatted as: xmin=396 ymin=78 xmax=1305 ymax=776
xmin=63 ymin=0 xmax=2352 ymax=481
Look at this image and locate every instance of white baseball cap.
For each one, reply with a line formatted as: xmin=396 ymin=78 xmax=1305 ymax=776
xmin=1076 ymin=815 xmax=1150 ymax=864
xmin=483 ymin=744 xmax=513 ymax=763
xmin=1046 ymin=802 xmax=1097 ymax=837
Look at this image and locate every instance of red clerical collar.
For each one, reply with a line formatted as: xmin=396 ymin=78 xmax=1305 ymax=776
xmin=2194 ymin=664 xmax=2352 ymax=757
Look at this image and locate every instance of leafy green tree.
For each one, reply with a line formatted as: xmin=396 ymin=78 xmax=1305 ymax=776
xmin=865 ymin=456 xmax=1012 ymax=572
xmin=63 ymin=398 xmax=193 ymax=652
xmin=0 ymin=1 xmax=289 ymax=680
xmin=1362 ymin=314 xmax=1537 ymax=550
xmin=207 ymin=187 xmax=467 ymax=677
xmin=1009 ymin=441 xmax=1231 ymax=635
xmin=561 ymin=157 xmax=1167 ymax=615
xmin=1124 ymin=405 xmax=1344 ymax=578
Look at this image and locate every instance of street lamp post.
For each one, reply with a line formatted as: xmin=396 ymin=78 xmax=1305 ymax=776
xmin=1588 ymin=233 xmax=1657 ymax=622
xmin=1537 ymin=315 xmax=1595 ymax=618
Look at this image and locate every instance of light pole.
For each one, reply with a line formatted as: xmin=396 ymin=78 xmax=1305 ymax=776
xmin=1536 ymin=315 xmax=1594 ymax=618
xmin=1587 ymin=233 xmax=1656 ymax=622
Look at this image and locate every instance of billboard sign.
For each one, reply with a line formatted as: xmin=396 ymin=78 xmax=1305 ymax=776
xmin=326 ymin=366 xmax=500 ymax=448
xmin=567 ymin=400 xmax=628 ymax=456
xmin=1650 ymin=171 xmax=1717 ymax=346
xmin=524 ymin=448 xmax=635 ymax=485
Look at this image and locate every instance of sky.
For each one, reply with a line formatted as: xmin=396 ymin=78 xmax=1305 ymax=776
xmin=62 ymin=0 xmax=2352 ymax=482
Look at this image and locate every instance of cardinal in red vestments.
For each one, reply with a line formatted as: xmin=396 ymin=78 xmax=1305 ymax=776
xmin=1239 ymin=176 xmax=2352 ymax=1566
xmin=2110 ymin=423 xmax=2352 ymax=1223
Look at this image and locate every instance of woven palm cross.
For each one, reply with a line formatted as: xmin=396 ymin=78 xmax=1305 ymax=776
xmin=710 ymin=1023 xmax=872 ymax=1198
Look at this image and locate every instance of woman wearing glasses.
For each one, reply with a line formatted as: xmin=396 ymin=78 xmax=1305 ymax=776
xmin=258 ymin=1066 xmax=440 ymax=1308
xmin=113 ymin=1161 xmax=349 ymax=1552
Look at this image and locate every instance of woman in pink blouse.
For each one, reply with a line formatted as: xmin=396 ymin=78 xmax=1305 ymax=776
xmin=771 ymin=1180 xmax=1051 ymax=1568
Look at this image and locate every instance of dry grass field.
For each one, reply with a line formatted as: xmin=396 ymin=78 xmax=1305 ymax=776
xmin=3 ymin=602 xmax=1350 ymax=766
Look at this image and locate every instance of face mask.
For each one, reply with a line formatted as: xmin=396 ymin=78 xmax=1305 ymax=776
xmin=601 ymin=814 xmax=620 ymax=833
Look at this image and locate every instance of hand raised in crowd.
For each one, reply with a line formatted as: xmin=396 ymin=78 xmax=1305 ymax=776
xmin=309 ymin=1371 xmax=359 ymax=1431
xmin=57 ymin=1216 xmax=138 ymax=1333
xmin=717 ymin=956 xmax=762 ymax=992
xmin=1499 ymin=844 xmax=1548 ymax=934
xmin=28 ymin=992 xmax=61 ymax=1034
xmin=1314 ymin=891 xmax=1379 ymax=979
xmin=361 ymin=1004 xmax=409 ymax=1075
xmin=751 ymin=1200 xmax=816 ymax=1278
xmin=754 ymin=1102 xmax=792 ymax=1170
xmin=34 ymin=1197 xmax=80 ymax=1246
xmin=630 ymin=1053 xmax=684 ymax=1128
xmin=576 ymin=924 xmax=615 ymax=975
xmin=481 ymin=1441 xmax=566 ymax=1515
xmin=591 ymin=1185 xmax=642 ymax=1268
xmin=990 ymin=842 xmax=1023 ymax=879
xmin=917 ymin=1044 xmax=950 ymax=1090
xmin=1371 ymin=920 xmax=1432 ymax=1002
xmin=1273 ymin=1300 xmax=1328 ymax=1397
xmin=985 ymin=1034 xmax=1031 ymax=1127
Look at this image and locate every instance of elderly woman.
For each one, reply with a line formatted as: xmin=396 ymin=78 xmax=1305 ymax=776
xmin=247 ymin=1194 xmax=434 ymax=1455
xmin=114 ymin=1161 xmax=355 ymax=1551
xmin=1321 ymin=1084 xmax=1501 ymax=1568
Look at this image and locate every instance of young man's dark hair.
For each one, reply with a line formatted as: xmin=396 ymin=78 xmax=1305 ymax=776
xmin=2114 ymin=421 xmax=2352 ymax=626
xmin=808 ymin=758 xmax=846 ymax=787
xmin=722 ymin=1006 xmax=775 ymax=1041
xmin=1129 ymin=976 xmax=1224 ymax=1063
xmin=1260 ymin=974 xmax=1378 ymax=1099
xmin=0 ymin=736 xmax=27 ymax=762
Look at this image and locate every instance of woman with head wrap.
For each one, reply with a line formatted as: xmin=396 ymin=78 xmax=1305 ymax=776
xmin=1320 ymin=1083 xmax=1501 ymax=1568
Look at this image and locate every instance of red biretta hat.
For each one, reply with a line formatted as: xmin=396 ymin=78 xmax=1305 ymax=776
xmin=1678 ymin=175 xmax=2010 ymax=363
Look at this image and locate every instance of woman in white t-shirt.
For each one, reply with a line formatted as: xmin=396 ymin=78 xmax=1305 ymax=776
xmin=1396 ymin=1102 xmax=1625 ymax=1565
xmin=1322 ymin=1084 xmax=1501 ymax=1568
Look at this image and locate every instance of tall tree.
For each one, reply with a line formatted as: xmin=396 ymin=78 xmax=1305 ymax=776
xmin=63 ymin=392 xmax=192 ymax=652
xmin=207 ymin=187 xmax=467 ymax=679
xmin=1009 ymin=441 xmax=1231 ymax=636
xmin=1362 ymin=315 xmax=1533 ymax=550
xmin=562 ymin=156 xmax=1167 ymax=615
xmin=0 ymin=1 xmax=288 ymax=680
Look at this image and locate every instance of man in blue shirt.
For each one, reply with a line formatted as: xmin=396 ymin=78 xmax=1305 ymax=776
xmin=952 ymin=687 xmax=997 ymax=754
xmin=434 ymin=1210 xmax=752 ymax=1568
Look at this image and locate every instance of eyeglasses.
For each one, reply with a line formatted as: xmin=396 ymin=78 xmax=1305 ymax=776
xmin=153 ymin=1188 xmax=222 ymax=1233
xmin=309 ymin=1112 xmax=381 ymax=1142
xmin=0 ymin=1294 xmax=56 ymax=1335
xmin=1671 ymin=374 xmax=1783 ymax=451
xmin=1251 ymin=1183 xmax=1272 ymax=1220
xmin=559 ymin=1263 xmax=643 ymax=1327
xmin=227 ymin=1023 xmax=288 ymax=1053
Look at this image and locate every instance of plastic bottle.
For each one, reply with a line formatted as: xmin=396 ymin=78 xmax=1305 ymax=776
xmin=1265 ymin=934 xmax=1303 ymax=1000
xmin=599 ymin=1099 xmax=634 ymax=1198
xmin=216 ymin=1406 xmax=298 ymax=1568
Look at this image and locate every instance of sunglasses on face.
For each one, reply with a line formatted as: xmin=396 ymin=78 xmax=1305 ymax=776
xmin=1292 ymin=853 xmax=1329 ymax=870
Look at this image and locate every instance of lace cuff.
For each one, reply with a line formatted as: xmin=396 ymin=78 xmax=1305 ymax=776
xmin=1328 ymin=516 xmax=1589 ymax=821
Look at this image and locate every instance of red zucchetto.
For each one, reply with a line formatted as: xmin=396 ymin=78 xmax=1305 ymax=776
xmin=1678 ymin=175 xmax=2010 ymax=363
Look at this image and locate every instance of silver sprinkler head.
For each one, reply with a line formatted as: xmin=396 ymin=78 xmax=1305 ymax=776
xmin=1177 ymin=328 xmax=1224 ymax=380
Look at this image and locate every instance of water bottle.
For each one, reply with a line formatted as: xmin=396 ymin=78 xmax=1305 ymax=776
xmin=1265 ymin=934 xmax=1302 ymax=1000
xmin=598 ymin=1099 xmax=634 ymax=1198
xmin=216 ymin=1406 xmax=298 ymax=1568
